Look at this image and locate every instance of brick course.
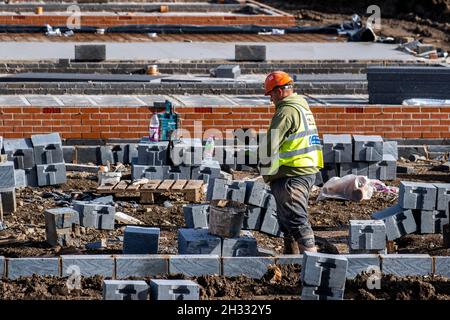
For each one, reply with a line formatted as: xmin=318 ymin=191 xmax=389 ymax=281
xmin=0 ymin=105 xmax=449 ymax=139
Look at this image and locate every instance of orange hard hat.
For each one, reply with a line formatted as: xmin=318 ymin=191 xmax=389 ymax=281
xmin=264 ymin=71 xmax=294 ymax=95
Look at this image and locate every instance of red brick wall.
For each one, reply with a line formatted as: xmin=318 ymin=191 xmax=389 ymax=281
xmin=0 ymin=15 xmax=296 ymax=27
xmin=0 ymin=105 xmax=449 ymax=140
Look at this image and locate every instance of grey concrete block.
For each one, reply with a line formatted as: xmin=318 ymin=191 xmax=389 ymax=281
xmin=339 ymin=162 xmax=369 ymax=177
xmin=76 ymin=146 xmax=99 ymax=164
xmin=301 ymin=252 xmax=348 ymax=289
xmin=170 ymin=138 xmax=202 ymax=166
xmin=0 ymin=188 xmax=16 ymax=214
xmin=191 ymin=160 xmax=221 ymax=184
xmin=103 ymin=280 xmax=148 ymax=300
xmin=62 ymin=255 xmax=114 ymax=277
xmin=276 ymin=254 xmax=303 ymax=266
xmin=214 ymin=65 xmax=241 ymax=79
xmin=222 ymin=231 xmax=258 ymax=257
xmin=3 ymin=138 xmax=34 ymax=169
xmin=260 ymin=208 xmax=283 ymax=237
xmin=33 ymin=144 xmax=64 ymax=165
xmin=169 ymin=254 xmax=220 ymax=276
xmin=45 ymin=207 xmax=80 ymax=229
xmin=36 ymin=163 xmax=67 ymax=186
xmin=321 ymin=163 xmax=338 ymax=182
xmin=222 ymin=257 xmax=275 ymax=279
xmin=150 ymin=279 xmax=199 ymax=300
xmin=131 ymin=164 xmax=167 ymax=181
xmin=323 ymin=134 xmax=352 ymax=163
xmin=137 ymin=143 xmax=167 ymax=165
xmin=381 ymin=254 xmax=432 ymax=276
xmin=343 ymin=254 xmax=380 ymax=279
xmin=125 ymin=144 xmax=138 ymax=164
xmin=235 ymin=45 xmax=266 ymax=61
xmin=115 ymin=255 xmax=168 ymax=279
xmin=14 ymin=169 xmax=26 ymax=188
xmin=353 ymin=135 xmax=383 ymax=162
xmin=178 ymin=228 xmax=221 ymax=255
xmin=244 ymin=181 xmax=272 ymax=207
xmin=62 ymin=146 xmax=75 ymax=163
xmin=301 ymin=286 xmax=344 ymax=301
xmin=31 ymin=133 xmax=61 ymax=147
xmin=372 ymin=204 xmax=417 ymax=241
xmin=434 ymin=256 xmax=450 ymax=277
xmin=25 ymin=167 xmax=38 ymax=187
xmin=0 ymin=161 xmax=15 ymax=188
xmin=73 ymin=202 xmax=115 ymax=230
xmin=0 ymin=256 xmax=4 ymax=278
xmin=242 ymin=206 xmax=263 ymax=230
xmin=165 ymin=165 xmax=191 ymax=180
xmin=206 ymin=178 xmax=246 ymax=203
xmin=434 ymin=183 xmax=450 ymax=212
xmin=370 ymin=154 xmax=397 ymax=180
xmin=7 ymin=258 xmax=60 ymax=280
xmin=399 ymin=181 xmax=437 ymax=210
xmin=183 ymin=204 xmax=209 ymax=229
xmin=123 ymin=226 xmax=160 ymax=254
xmin=98 ymin=146 xmax=113 ymax=165
xmin=383 ymin=141 xmax=398 ymax=160
xmin=110 ymin=144 xmax=126 ymax=164
xmin=349 ymin=220 xmax=386 ymax=251
xmin=75 ymin=45 xmax=106 ymax=62
xmin=419 ymin=209 xmax=449 ymax=234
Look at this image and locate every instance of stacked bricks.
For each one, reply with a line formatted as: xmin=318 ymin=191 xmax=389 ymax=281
xmin=132 ymin=137 xmax=221 ymax=183
xmin=32 ymin=133 xmax=67 ymax=186
xmin=205 ymin=178 xmax=282 ymax=237
xmin=373 ymin=181 xmax=450 ymax=239
xmin=1 ymin=105 xmax=450 ymax=140
xmin=0 ymin=14 xmax=296 ymax=28
xmin=1 ymin=133 xmax=67 ymax=187
xmin=301 ymin=252 xmax=348 ymax=300
xmin=0 ymin=138 xmax=17 ymax=216
xmin=322 ymin=134 xmax=397 ymax=183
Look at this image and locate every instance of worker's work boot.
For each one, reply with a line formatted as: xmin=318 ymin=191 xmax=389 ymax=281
xmin=283 ymin=237 xmax=300 ymax=254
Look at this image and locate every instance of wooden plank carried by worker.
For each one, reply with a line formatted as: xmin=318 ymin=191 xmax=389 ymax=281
xmin=171 ymin=180 xmax=188 ymax=190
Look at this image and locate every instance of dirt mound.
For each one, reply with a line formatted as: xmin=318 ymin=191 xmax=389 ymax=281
xmin=262 ymin=0 xmax=450 ymax=22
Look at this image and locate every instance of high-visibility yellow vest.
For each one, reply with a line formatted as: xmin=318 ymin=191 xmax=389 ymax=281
xmin=268 ymin=103 xmax=323 ymax=175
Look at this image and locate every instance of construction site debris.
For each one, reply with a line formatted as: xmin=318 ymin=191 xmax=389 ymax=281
xmin=318 ymin=175 xmax=375 ymax=202
xmin=114 ymin=211 xmax=144 ymax=225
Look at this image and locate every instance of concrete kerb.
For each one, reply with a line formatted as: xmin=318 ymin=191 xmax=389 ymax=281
xmin=2 ymin=254 xmax=450 ymax=279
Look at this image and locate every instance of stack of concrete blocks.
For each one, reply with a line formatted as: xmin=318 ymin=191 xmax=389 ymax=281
xmin=103 ymin=280 xmax=149 ymax=300
xmin=45 ymin=207 xmax=80 ymax=247
xmin=177 ymin=228 xmax=258 ymax=257
xmin=72 ymin=201 xmax=115 ymax=230
xmin=322 ymin=134 xmax=397 ymax=182
xmin=348 ymin=220 xmax=386 ymax=254
xmin=213 ymin=144 xmax=258 ymax=172
xmin=132 ymin=137 xmax=220 ymax=183
xmin=2 ymin=138 xmax=37 ymax=187
xmin=373 ymin=181 xmax=450 ymax=238
xmin=150 ymin=279 xmax=199 ymax=300
xmin=301 ymin=252 xmax=348 ymax=300
xmin=123 ymin=226 xmax=160 ymax=254
xmin=31 ymin=133 xmax=67 ymax=186
xmin=213 ymin=65 xmax=241 ymax=79
xmin=206 ymin=178 xmax=282 ymax=237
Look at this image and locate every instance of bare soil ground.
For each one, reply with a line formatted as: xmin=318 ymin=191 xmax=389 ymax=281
xmin=1 ymin=160 xmax=449 ymax=299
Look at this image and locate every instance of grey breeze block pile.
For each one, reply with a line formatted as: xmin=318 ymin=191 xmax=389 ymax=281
xmin=322 ymin=134 xmax=397 ymax=183
xmin=372 ymin=181 xmax=450 ymax=240
xmin=131 ymin=137 xmax=221 ymax=184
xmin=183 ymin=178 xmax=282 ymax=237
xmin=1 ymin=133 xmax=67 ymax=187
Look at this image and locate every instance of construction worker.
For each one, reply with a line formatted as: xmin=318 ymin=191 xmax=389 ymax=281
xmin=259 ymin=71 xmax=323 ymax=254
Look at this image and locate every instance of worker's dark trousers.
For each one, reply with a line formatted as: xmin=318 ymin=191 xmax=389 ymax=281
xmin=270 ymin=174 xmax=316 ymax=248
